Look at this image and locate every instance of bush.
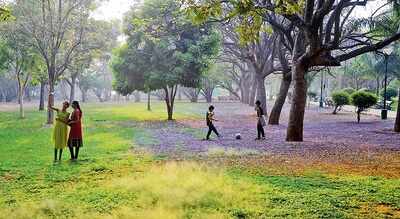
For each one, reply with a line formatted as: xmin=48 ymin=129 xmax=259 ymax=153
xmin=342 ymin=87 xmax=356 ymax=95
xmin=351 ymin=91 xmax=378 ymax=123
xmin=331 ymin=91 xmax=350 ymax=114
xmin=380 ymin=86 xmax=398 ymax=100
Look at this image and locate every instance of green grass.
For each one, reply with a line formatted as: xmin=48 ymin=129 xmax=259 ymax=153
xmin=0 ymin=102 xmax=399 ymax=218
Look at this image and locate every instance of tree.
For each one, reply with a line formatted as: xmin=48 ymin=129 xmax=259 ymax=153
xmin=15 ymin=0 xmax=94 ymax=124
xmin=331 ymin=91 xmax=350 ymax=114
xmin=0 ymin=22 xmax=42 ymax=118
xmin=351 ymin=91 xmax=378 ymax=123
xmin=113 ymin=0 xmax=220 ymax=120
xmin=66 ymin=19 xmax=120 ymax=103
xmin=187 ymin=0 xmax=400 ymax=141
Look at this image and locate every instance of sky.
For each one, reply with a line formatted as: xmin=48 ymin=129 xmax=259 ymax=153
xmin=91 ymin=0 xmax=134 ymax=21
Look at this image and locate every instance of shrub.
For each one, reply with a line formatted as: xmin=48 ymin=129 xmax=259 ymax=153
xmin=351 ymin=91 xmax=378 ymax=123
xmin=380 ymin=86 xmax=398 ymax=100
xmin=331 ymin=91 xmax=350 ymax=114
xmin=342 ymin=87 xmax=356 ymax=95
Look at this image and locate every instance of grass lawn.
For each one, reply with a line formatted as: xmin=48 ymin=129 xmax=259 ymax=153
xmin=0 ymin=102 xmax=399 ymax=218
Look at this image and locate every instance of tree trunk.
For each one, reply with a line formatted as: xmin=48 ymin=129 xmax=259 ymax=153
xmin=286 ymin=61 xmax=308 ymax=142
xmin=39 ymin=81 xmax=46 ymax=111
xmin=268 ymin=72 xmax=291 ymax=125
xmin=204 ymin=89 xmax=213 ymax=103
xmin=249 ymin=76 xmax=257 ymax=106
xmin=256 ymin=74 xmax=267 ymax=113
xmin=81 ymin=89 xmax=87 ymax=103
xmin=394 ymin=91 xmax=400 ymax=132
xmin=357 ymin=108 xmax=361 ymax=123
xmin=47 ymin=82 xmax=55 ymax=124
xmin=164 ymin=85 xmax=177 ymax=120
xmin=69 ymin=76 xmax=76 ymax=103
xmin=18 ymin=87 xmax=24 ymax=119
xmin=147 ymin=92 xmax=151 ymax=111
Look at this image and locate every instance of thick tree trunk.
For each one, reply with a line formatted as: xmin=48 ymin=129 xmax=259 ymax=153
xmin=39 ymin=81 xmax=46 ymax=111
xmin=286 ymin=61 xmax=308 ymax=142
xmin=256 ymin=74 xmax=267 ymax=113
xmin=249 ymin=76 xmax=257 ymax=106
xmin=394 ymin=92 xmax=400 ymax=132
xmin=47 ymin=82 xmax=55 ymax=124
xmin=269 ymin=72 xmax=291 ymax=125
xmin=357 ymin=109 xmax=361 ymax=123
xmin=69 ymin=76 xmax=76 ymax=103
xmin=241 ymin=84 xmax=250 ymax=104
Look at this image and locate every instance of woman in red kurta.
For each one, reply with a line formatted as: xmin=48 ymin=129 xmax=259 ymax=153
xmin=68 ymin=101 xmax=83 ymax=160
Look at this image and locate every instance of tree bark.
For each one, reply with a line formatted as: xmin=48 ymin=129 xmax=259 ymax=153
xmin=249 ymin=76 xmax=257 ymax=106
xmin=47 ymin=82 xmax=55 ymax=124
xmin=18 ymin=87 xmax=24 ymax=119
xmin=69 ymin=76 xmax=77 ymax=103
xmin=395 ymin=91 xmax=400 ymax=132
xmin=286 ymin=60 xmax=308 ymax=142
xmin=269 ymin=71 xmax=291 ymax=125
xmin=164 ymin=85 xmax=177 ymax=120
xmin=256 ymin=74 xmax=267 ymax=113
xmin=39 ymin=81 xmax=46 ymax=111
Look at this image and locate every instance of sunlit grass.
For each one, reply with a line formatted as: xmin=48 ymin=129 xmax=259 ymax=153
xmin=1 ymin=102 xmax=399 ymax=218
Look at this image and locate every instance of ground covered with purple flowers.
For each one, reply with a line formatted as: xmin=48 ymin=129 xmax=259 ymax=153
xmin=135 ymin=102 xmax=400 ymax=178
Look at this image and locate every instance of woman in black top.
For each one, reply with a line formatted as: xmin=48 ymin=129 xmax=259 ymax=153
xmin=255 ymin=100 xmax=265 ymax=140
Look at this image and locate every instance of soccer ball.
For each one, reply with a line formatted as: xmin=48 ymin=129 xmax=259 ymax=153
xmin=235 ymin=133 xmax=241 ymax=140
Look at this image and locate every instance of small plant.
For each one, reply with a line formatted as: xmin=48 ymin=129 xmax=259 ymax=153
xmin=342 ymin=87 xmax=356 ymax=95
xmin=331 ymin=91 xmax=350 ymax=114
xmin=351 ymin=91 xmax=378 ymax=123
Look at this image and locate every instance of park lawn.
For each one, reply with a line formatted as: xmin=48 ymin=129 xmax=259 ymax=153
xmin=0 ymin=102 xmax=399 ymax=219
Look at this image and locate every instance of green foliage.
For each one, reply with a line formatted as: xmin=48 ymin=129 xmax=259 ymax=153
xmin=342 ymin=87 xmax=356 ymax=95
xmin=112 ymin=0 xmax=221 ymax=95
xmin=380 ymin=86 xmax=398 ymax=100
xmin=332 ymin=91 xmax=350 ymax=106
xmin=351 ymin=91 xmax=378 ymax=110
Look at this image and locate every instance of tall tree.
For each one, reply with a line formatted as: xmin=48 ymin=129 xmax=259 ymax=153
xmin=0 ymin=23 xmax=41 ymax=118
xmin=112 ymin=0 xmax=220 ymax=120
xmin=15 ymin=0 xmax=93 ymax=124
xmin=187 ymin=0 xmax=400 ymax=141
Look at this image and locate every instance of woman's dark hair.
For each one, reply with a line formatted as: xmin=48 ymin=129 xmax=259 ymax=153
xmin=209 ymin=105 xmax=214 ymax=110
xmin=255 ymin=100 xmax=261 ymax=106
xmin=72 ymin=101 xmax=82 ymax=114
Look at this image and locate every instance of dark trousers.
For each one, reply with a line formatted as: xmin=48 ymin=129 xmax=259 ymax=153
xmin=206 ymin=123 xmax=219 ymax=139
xmin=257 ymin=122 xmax=265 ymax=139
